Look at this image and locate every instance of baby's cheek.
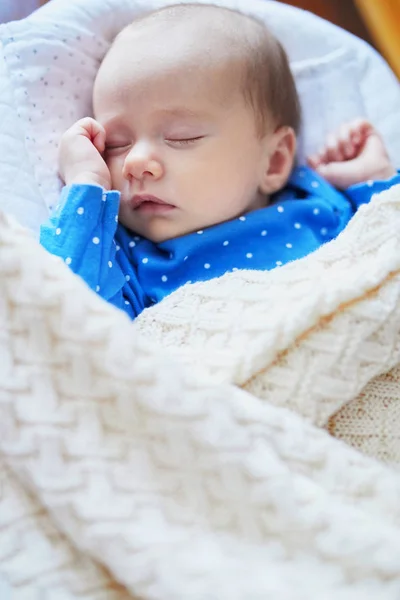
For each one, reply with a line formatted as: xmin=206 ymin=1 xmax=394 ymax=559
xmin=108 ymin=161 xmax=124 ymax=190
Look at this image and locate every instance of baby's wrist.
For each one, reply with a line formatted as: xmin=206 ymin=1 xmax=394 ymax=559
xmin=355 ymin=165 xmax=397 ymax=187
xmin=374 ymin=165 xmax=397 ymax=181
xmin=65 ymin=171 xmax=111 ymax=191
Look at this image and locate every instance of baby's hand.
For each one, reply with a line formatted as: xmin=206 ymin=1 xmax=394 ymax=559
xmin=59 ymin=117 xmax=111 ymax=190
xmin=308 ymin=119 xmax=396 ymax=189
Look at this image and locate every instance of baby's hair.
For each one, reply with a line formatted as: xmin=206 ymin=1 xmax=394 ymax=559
xmin=239 ymin=13 xmax=302 ymax=136
xmin=116 ymin=3 xmax=301 ymax=136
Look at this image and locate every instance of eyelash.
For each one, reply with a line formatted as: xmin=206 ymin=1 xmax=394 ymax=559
xmin=104 ymin=136 xmax=204 ymax=154
xmin=104 ymin=144 xmax=129 ymax=153
xmin=166 ymin=136 xmax=204 ymax=146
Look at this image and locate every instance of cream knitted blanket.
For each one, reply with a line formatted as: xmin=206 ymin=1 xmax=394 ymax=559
xmin=2 ymin=185 xmax=400 ymax=599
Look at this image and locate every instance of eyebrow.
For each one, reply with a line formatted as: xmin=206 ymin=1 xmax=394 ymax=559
xmin=101 ymin=115 xmax=125 ymax=131
xmin=101 ymin=107 xmax=211 ymax=131
xmin=152 ymin=107 xmax=211 ymax=120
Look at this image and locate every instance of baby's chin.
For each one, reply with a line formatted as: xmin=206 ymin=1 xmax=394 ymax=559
xmin=117 ymin=214 xmax=182 ymax=243
xmin=118 ymin=214 xmax=210 ymax=243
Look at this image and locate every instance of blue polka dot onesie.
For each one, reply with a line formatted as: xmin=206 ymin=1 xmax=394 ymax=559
xmin=40 ymin=166 xmax=400 ymax=319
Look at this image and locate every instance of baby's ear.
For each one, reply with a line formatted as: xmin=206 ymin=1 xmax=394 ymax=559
xmin=259 ymin=126 xmax=296 ymax=194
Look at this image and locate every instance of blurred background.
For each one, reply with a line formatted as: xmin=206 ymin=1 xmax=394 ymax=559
xmin=277 ymin=0 xmax=374 ymax=43
xmin=0 ymin=0 xmax=44 ymax=23
xmin=0 ymin=0 xmax=399 ymax=78
xmin=278 ymin=0 xmax=400 ymax=79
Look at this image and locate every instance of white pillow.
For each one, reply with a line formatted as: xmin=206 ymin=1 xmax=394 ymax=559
xmin=293 ymin=48 xmax=367 ymax=163
xmin=0 ymin=0 xmax=399 ymax=234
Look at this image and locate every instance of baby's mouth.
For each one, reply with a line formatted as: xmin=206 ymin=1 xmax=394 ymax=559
xmin=130 ymin=194 xmax=176 ymax=214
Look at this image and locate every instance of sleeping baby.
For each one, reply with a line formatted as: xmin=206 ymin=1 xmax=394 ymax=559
xmin=40 ymin=3 xmax=400 ymax=319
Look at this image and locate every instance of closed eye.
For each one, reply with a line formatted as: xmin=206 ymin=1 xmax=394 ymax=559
xmin=104 ymin=143 xmax=130 ymax=154
xmin=166 ymin=136 xmax=204 ymax=147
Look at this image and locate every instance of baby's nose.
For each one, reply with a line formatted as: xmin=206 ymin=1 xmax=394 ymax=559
xmin=123 ymin=144 xmax=163 ymax=181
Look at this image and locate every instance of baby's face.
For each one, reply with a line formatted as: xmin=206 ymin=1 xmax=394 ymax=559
xmin=93 ymin=19 xmax=272 ymax=242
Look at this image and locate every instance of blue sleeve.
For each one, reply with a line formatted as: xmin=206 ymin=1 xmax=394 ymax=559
xmin=345 ymin=171 xmax=400 ymax=209
xmin=40 ymin=184 xmax=127 ymax=306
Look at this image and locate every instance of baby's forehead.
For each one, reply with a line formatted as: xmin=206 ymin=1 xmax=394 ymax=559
xmin=92 ymin=5 xmax=272 ymax=122
xmin=95 ymin=13 xmax=249 ymax=102
xmin=110 ymin=3 xmax=267 ymax=73
xmin=115 ymin=9 xmax=243 ymax=61
xmin=122 ymin=4 xmax=254 ymax=39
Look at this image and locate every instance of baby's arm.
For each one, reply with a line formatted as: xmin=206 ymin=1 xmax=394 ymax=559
xmin=308 ymin=119 xmax=396 ymax=190
xmin=40 ymin=183 xmax=124 ymax=295
xmin=40 ymin=119 xmax=130 ymax=311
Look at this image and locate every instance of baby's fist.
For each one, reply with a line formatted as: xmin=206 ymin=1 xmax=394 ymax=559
xmin=59 ymin=117 xmax=111 ymax=190
xmin=308 ymin=119 xmax=396 ymax=189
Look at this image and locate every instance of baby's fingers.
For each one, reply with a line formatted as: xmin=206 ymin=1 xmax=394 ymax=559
xmin=348 ymin=118 xmax=374 ymax=150
xmin=90 ymin=124 xmax=106 ymax=154
xmin=337 ymin=124 xmax=356 ymax=160
xmin=321 ymin=133 xmax=342 ymax=164
xmin=75 ymin=117 xmax=106 ymax=153
xmin=307 ymin=153 xmax=322 ymax=170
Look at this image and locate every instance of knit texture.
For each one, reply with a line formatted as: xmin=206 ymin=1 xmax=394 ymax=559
xmin=2 ymin=185 xmax=400 ymax=598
